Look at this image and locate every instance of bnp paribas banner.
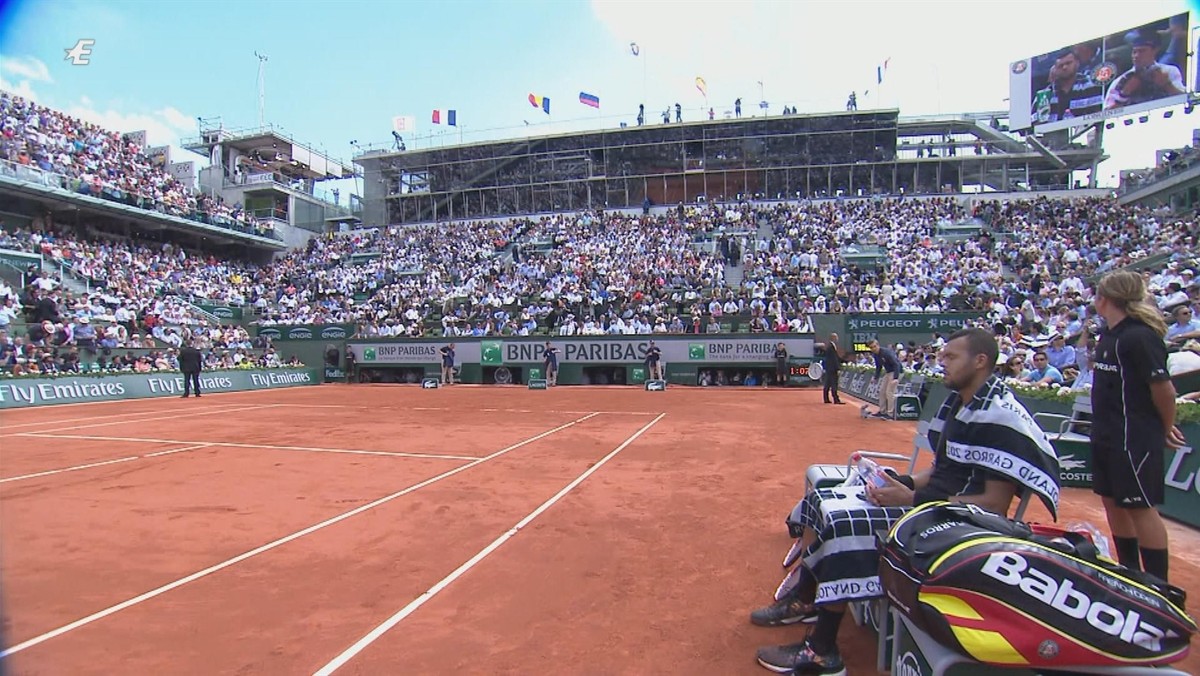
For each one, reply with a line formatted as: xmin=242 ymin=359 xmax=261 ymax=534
xmin=347 ymin=336 xmax=813 ymax=365
xmin=482 ymin=337 xmax=813 ymax=364
xmin=351 ymin=342 xmax=484 ymax=365
xmin=257 ymin=324 xmax=355 ymax=341
xmin=0 ymin=368 xmax=319 ymax=409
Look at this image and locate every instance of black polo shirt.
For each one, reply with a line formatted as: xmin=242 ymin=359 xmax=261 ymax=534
xmin=1091 ymin=318 xmax=1171 ymax=453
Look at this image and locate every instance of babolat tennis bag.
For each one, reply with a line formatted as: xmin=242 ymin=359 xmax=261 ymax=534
xmin=879 ymin=502 xmax=1195 ymax=668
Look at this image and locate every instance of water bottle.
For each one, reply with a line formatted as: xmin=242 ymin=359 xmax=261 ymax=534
xmin=849 ymin=452 xmax=888 ymax=488
xmin=1066 ymin=521 xmax=1112 ymax=560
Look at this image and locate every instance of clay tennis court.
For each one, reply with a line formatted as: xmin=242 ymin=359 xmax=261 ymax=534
xmin=2 ymin=385 xmax=1198 ymax=675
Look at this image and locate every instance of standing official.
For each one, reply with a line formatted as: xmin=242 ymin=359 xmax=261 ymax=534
xmin=773 ymin=342 xmax=789 ymax=387
xmin=542 ymin=341 xmax=560 ymax=387
xmin=645 ymin=339 xmax=663 ymax=381
xmin=816 ymin=333 xmax=845 ymax=404
xmin=179 ymin=340 xmax=203 ymax=398
xmin=440 ymin=343 xmax=456 ymax=385
xmin=868 ymin=339 xmax=902 ymax=418
xmin=1090 ymin=271 xmax=1185 ymax=582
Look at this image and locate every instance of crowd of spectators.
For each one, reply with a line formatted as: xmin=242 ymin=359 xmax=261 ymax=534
xmin=1 ymin=192 xmax=1198 ymax=347
xmin=0 ymin=93 xmax=276 ymax=238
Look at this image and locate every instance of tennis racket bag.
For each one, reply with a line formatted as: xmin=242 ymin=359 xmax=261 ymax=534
xmin=879 ymin=502 xmax=1195 ymax=668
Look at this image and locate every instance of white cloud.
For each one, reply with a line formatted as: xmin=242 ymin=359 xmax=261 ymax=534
xmin=589 ymin=0 xmax=1193 ymax=186
xmin=0 ymin=56 xmax=52 ymax=84
xmin=0 ymin=74 xmax=40 ymax=102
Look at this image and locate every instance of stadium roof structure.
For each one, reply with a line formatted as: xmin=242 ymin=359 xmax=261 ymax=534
xmin=352 ymin=107 xmax=1106 ymax=226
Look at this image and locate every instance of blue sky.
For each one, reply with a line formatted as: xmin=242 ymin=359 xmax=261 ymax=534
xmin=1 ymin=0 xmax=1198 ymax=195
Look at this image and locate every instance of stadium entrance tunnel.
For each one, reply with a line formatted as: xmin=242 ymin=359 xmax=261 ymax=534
xmin=581 ymin=366 xmax=627 ymax=386
xmin=357 ymin=367 xmax=429 ymax=384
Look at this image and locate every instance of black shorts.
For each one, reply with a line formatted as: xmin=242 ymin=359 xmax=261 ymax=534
xmin=1091 ymin=442 xmax=1164 ymax=507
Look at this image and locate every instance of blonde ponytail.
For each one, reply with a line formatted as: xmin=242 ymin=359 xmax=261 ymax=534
xmin=1096 ymin=270 xmax=1168 ymax=338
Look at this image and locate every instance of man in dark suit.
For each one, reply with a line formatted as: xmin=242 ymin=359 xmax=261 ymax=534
xmin=179 ymin=340 xmax=203 ymax=398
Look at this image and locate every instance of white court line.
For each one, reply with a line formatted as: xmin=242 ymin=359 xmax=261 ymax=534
xmin=276 ymin=404 xmax=656 ymax=416
xmin=143 ymin=444 xmax=213 ymax=458
xmin=7 ymin=404 xmax=281 ymax=435
xmin=0 ymin=456 xmax=141 ymax=484
xmin=0 ymin=412 xmax=601 ymax=659
xmin=0 ymin=404 xmax=257 ymax=432
xmin=0 ymin=444 xmax=213 ymax=484
xmin=19 ymin=433 xmax=481 ymax=462
xmin=312 ymin=411 xmax=666 ymax=676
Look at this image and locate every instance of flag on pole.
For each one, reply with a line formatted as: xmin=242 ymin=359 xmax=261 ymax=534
xmin=431 ymin=110 xmax=458 ymax=126
xmin=877 ymin=57 xmax=891 ymax=84
xmin=579 ymin=92 xmax=600 ymax=108
xmin=392 ymin=115 xmax=417 ymax=133
xmin=695 ymin=76 xmax=707 ymax=98
xmin=528 ymin=94 xmax=551 ymax=114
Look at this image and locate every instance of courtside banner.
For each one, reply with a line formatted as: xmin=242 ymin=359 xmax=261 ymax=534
xmin=257 ymin=324 xmax=354 ymax=341
xmin=348 ymin=336 xmax=813 ymax=366
xmin=482 ymin=337 xmax=814 ymax=365
xmin=351 ymin=343 xmax=483 ymax=364
xmin=0 ymin=368 xmax=319 ymax=409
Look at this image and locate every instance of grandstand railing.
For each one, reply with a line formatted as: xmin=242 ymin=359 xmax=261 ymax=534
xmin=0 ymin=159 xmax=285 ymax=244
xmin=1118 ymin=149 xmax=1200 ymax=199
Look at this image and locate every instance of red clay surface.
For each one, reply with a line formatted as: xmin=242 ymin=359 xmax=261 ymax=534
xmin=1 ymin=384 xmax=1198 ymax=676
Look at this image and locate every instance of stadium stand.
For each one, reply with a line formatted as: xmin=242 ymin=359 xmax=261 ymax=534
xmin=1 ymin=95 xmax=1198 ymax=386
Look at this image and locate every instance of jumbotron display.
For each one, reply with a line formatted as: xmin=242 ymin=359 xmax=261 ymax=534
xmin=1010 ymin=13 xmax=1190 ymax=133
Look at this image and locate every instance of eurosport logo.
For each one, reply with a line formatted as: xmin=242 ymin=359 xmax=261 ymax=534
xmin=288 ymin=328 xmax=313 ymax=339
xmin=320 ymin=326 xmax=347 ymax=339
xmin=65 ymin=39 xmax=95 ymax=65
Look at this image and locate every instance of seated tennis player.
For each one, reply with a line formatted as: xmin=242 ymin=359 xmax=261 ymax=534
xmin=751 ymin=328 xmax=1060 ymax=675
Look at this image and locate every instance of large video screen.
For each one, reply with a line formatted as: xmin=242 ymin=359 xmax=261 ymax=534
xmin=1010 ymin=13 xmax=1190 ymax=132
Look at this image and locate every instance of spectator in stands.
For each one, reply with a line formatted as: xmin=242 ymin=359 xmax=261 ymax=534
xmin=1044 ymin=333 xmax=1076 ymax=370
xmin=1166 ymin=305 xmax=1200 ymax=346
xmin=1021 ymin=350 xmax=1064 ymax=385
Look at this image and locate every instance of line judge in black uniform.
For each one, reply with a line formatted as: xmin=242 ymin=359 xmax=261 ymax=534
xmin=815 ymin=333 xmax=845 ymax=404
xmin=542 ymin=341 xmax=560 ymax=386
xmin=773 ymin=341 xmax=789 ymax=387
xmin=645 ymin=340 xmax=663 ymax=381
xmin=1090 ymin=270 xmax=1186 ymax=582
xmin=179 ymin=340 xmax=203 ymax=398
xmin=440 ymin=343 xmax=456 ymax=385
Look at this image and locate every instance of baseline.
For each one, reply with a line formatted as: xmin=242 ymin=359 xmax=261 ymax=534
xmin=0 ymin=404 xmax=280 ymax=437
xmin=275 ymin=404 xmax=658 ymax=416
xmin=18 ymin=433 xmax=481 ymax=462
xmin=0 ymin=412 xmax=601 ymax=659
xmin=313 ymin=412 xmax=667 ymax=676
xmin=0 ymin=403 xmax=261 ymax=432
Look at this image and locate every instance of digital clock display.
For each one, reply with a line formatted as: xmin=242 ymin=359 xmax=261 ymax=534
xmin=789 ymin=365 xmax=810 ymax=377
